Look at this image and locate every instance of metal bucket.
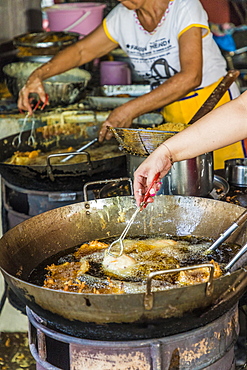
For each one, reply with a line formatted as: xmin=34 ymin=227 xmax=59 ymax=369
xmin=127 ymin=152 xmax=214 ymax=197
xmin=225 ymin=158 xmax=247 ymax=187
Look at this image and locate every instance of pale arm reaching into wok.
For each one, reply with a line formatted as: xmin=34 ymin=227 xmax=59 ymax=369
xmin=17 ymin=25 xmax=116 ymax=116
xmin=134 ymin=90 xmax=247 ymax=206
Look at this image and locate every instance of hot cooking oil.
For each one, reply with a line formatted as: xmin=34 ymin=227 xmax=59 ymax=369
xmin=27 ymin=234 xmax=241 ymax=294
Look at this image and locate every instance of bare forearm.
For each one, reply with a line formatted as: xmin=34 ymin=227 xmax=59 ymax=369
xmin=99 ymin=69 xmax=201 ymax=141
xmin=119 ymin=71 xmax=201 ymax=119
xmin=134 ymin=91 xmax=247 ymax=206
xmin=123 ymin=27 xmax=202 ymax=118
xmin=28 ymin=26 xmax=116 ymax=82
xmin=29 ymin=43 xmax=85 ymax=82
xmin=18 ymin=25 xmax=117 ymax=113
xmin=166 ymin=91 xmax=247 ymax=162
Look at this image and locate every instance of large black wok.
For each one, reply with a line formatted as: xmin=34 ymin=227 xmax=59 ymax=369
xmin=0 ymin=127 xmax=127 ymax=191
xmin=1 ymin=195 xmax=247 ymax=340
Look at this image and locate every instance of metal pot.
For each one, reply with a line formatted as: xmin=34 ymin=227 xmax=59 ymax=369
xmin=13 ymin=31 xmax=80 ymax=56
xmin=3 ymin=62 xmax=91 ymax=106
xmin=1 ymin=195 xmax=247 ymax=340
xmin=127 ymin=153 xmax=214 ymax=196
xmin=225 ymin=158 xmax=247 ymax=187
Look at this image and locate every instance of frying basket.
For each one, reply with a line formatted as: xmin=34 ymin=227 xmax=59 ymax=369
xmin=109 ymin=127 xmax=178 ymax=157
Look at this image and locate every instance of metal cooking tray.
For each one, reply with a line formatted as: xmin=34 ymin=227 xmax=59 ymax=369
xmin=86 ymin=96 xmax=134 ymax=110
xmin=101 ymin=84 xmax=151 ymax=97
xmin=109 ymin=127 xmax=178 ymax=157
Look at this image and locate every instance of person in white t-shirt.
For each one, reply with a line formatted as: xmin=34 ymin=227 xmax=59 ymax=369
xmin=18 ymin=0 xmax=242 ymax=169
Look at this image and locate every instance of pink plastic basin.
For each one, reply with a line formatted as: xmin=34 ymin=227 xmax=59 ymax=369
xmin=46 ymin=2 xmax=106 ymax=36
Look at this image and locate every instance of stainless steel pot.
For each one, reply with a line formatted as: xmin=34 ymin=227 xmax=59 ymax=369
xmin=127 ymin=152 xmax=214 ymax=196
xmin=225 ymin=158 xmax=247 ymax=187
xmin=3 ymin=62 xmax=91 ymax=106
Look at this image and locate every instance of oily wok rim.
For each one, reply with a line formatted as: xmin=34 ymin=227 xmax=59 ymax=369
xmin=1 ymin=195 xmax=247 ymax=339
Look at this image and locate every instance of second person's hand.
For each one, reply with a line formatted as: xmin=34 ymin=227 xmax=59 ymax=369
xmin=98 ymin=104 xmax=133 ymax=142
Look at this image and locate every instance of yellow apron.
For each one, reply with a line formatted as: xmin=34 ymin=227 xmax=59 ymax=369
xmin=162 ymin=78 xmax=245 ymax=169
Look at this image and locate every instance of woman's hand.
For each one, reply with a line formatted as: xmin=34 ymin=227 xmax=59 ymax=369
xmin=98 ymin=104 xmax=134 ymax=142
xmin=134 ymin=143 xmax=173 ymax=206
xmin=18 ymin=73 xmax=48 ymax=115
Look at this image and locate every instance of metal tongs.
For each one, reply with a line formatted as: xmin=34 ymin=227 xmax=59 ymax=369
xmin=107 ymin=172 xmax=160 ymax=257
xmin=13 ymin=94 xmax=49 ymax=148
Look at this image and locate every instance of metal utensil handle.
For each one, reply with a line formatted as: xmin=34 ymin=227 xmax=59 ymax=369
xmin=206 ymin=208 xmax=247 ymax=252
xmin=27 ymin=117 xmax=37 ymax=146
xmin=61 ymin=138 xmax=97 ymax=163
xmin=46 ymin=151 xmax=91 ymax=181
xmin=83 ymin=177 xmax=133 ymax=202
xmin=12 ymin=112 xmax=29 ymax=147
xmin=236 ymin=209 xmax=247 ymax=225
xmin=188 ymin=69 xmax=240 ymax=124
xmin=144 ymin=263 xmax=215 ymax=310
xmin=119 ymin=172 xmax=160 ymax=240
xmin=120 ymin=207 xmax=140 ymax=241
xmin=122 ymin=172 xmax=161 ymax=235
xmin=225 ymin=243 xmax=247 ymax=271
xmin=107 ymin=207 xmax=140 ymax=257
xmin=142 ymin=172 xmax=160 ymax=208
xmin=47 ymin=151 xmax=91 ymax=166
xmin=107 ymin=173 xmax=161 ymax=257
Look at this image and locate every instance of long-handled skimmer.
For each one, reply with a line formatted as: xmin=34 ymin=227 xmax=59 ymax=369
xmin=204 ymin=209 xmax=247 ymax=270
xmin=60 ymin=138 xmax=98 ymax=163
xmin=205 ymin=208 xmax=247 ymax=253
xmin=107 ymin=172 xmax=160 ymax=257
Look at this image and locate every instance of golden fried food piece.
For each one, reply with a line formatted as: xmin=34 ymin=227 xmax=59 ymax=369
xmin=102 ymin=253 xmax=137 ymax=279
xmin=177 ymin=260 xmax=222 ymax=286
xmin=154 ymin=122 xmax=190 ymax=132
xmin=44 ymin=261 xmax=89 ymax=291
xmin=5 ymin=143 xmax=122 ymax=166
xmin=43 ymin=259 xmax=124 ymax=294
xmin=6 ymin=150 xmax=41 ymax=165
xmin=74 ymin=241 xmax=108 ymax=259
xmin=42 ymin=237 xmax=226 ymax=294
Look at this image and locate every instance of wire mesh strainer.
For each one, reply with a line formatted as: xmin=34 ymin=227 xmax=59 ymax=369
xmin=109 ymin=127 xmax=178 ymax=157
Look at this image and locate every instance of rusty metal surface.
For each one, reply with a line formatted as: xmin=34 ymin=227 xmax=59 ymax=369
xmin=27 ymin=305 xmax=239 ymax=369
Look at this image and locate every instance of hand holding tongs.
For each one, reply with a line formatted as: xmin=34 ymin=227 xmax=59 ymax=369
xmin=107 ymin=172 xmax=160 ymax=257
xmin=18 ymin=94 xmax=49 ymax=114
xmin=13 ymin=94 xmax=49 ymax=148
